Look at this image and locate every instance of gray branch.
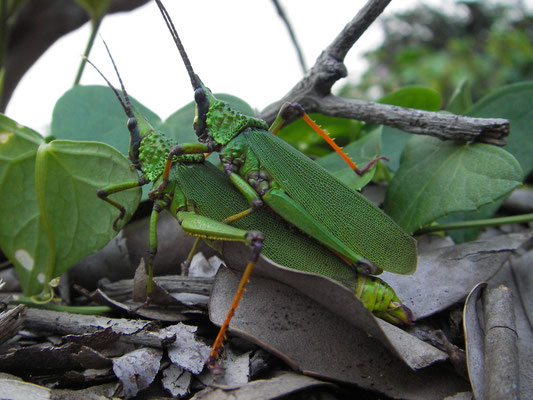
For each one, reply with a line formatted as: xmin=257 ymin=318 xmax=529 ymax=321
xmin=260 ymin=0 xmax=509 ymax=146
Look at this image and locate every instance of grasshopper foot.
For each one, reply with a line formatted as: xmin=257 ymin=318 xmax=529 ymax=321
xmin=206 ymin=355 xmax=225 ymax=375
xmin=130 ymin=295 xmax=152 ymax=314
xmin=354 ymin=156 xmax=389 ymax=176
xmin=112 ymin=209 xmax=126 ymax=231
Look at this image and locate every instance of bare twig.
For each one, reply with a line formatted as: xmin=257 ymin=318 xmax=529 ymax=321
xmin=271 ymin=0 xmax=307 ymax=73
xmin=22 ymin=308 xmax=177 ymax=348
xmin=260 ymin=0 xmax=509 ymax=146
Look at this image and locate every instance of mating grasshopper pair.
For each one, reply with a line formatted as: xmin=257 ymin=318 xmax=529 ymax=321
xmin=95 ymin=0 xmax=417 ymax=367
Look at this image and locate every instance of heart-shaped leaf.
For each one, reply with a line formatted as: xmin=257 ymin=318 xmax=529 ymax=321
xmin=0 ymin=112 xmax=141 ymax=295
xmin=0 ymin=115 xmax=47 ymax=295
xmin=35 ymin=140 xmax=141 ymax=280
xmin=384 ymin=135 xmax=522 ymax=234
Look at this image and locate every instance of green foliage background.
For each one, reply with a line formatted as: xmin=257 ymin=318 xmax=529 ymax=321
xmin=349 ymin=0 xmax=533 ymax=104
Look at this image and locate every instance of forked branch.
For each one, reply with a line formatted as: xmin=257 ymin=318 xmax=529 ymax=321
xmin=260 ymin=0 xmax=509 ymax=146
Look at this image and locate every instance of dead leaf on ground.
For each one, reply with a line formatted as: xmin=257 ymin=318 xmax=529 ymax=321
xmin=161 ymin=364 xmax=193 ymax=398
xmin=112 ymin=347 xmax=163 ymax=399
xmin=209 ymin=268 xmax=469 ymax=399
xmin=464 ymin=238 xmax=533 ymax=400
xmin=166 ymin=323 xmax=211 ymax=374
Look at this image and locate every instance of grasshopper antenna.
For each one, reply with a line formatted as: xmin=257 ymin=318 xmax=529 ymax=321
xmin=100 ymin=37 xmax=135 ymax=119
xmin=83 ymin=55 xmax=131 ymax=118
xmin=154 ymin=0 xmax=200 ymax=90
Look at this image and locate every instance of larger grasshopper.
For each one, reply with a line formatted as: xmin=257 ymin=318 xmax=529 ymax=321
xmin=152 ymin=0 xmax=416 ymax=362
xmin=97 ymin=1 xmax=417 ymax=366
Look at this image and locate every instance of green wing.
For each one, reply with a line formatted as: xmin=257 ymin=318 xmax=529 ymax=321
xmin=245 ymin=128 xmax=417 ymax=275
xmin=173 ymin=162 xmax=358 ymax=285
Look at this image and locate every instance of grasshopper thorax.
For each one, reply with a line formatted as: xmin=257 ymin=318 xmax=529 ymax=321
xmin=193 ymin=81 xmax=268 ymax=146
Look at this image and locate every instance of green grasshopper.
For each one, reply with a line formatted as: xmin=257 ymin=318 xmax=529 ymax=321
xmin=95 ymin=1 xmax=417 ymax=366
xmin=152 ymin=0 xmax=416 ymax=362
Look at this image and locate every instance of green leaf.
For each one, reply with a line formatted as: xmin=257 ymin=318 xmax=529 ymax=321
xmin=378 ymin=85 xmax=442 ymax=110
xmin=384 ymin=135 xmax=523 ymax=234
xmin=466 ymin=82 xmax=533 ymax=176
xmin=0 ymin=114 xmax=47 ymax=295
xmin=315 ymin=127 xmax=383 ymax=190
xmin=51 ymin=85 xmax=161 ymax=157
xmin=0 ymin=112 xmax=141 ymax=295
xmin=35 ymin=140 xmax=140 ymax=282
xmin=446 ymin=78 xmax=472 ymax=114
xmin=379 ymin=86 xmax=442 ymax=171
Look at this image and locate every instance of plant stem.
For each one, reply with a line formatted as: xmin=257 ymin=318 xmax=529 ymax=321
xmin=11 ymin=295 xmax=112 ymax=315
xmin=73 ymin=19 xmax=101 ymax=86
xmin=415 ymin=213 xmax=533 ymax=235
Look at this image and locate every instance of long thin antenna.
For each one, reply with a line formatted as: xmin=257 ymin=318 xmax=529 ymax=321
xmin=100 ymin=37 xmax=134 ymax=118
xmin=154 ymin=0 xmax=200 ymax=90
xmin=83 ymin=55 xmax=131 ymax=117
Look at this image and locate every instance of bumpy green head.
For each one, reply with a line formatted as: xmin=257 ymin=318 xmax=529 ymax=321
xmin=193 ymin=79 xmax=268 ymax=146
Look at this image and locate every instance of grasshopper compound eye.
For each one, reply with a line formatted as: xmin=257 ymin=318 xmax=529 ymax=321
xmin=194 ymin=88 xmax=209 ymax=116
xmin=127 ymin=117 xmax=138 ymax=132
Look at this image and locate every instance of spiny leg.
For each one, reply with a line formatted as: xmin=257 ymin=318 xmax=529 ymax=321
xmin=97 ymin=176 xmax=148 ymax=230
xmin=269 ymin=102 xmax=389 ymax=176
xmin=175 ymin=209 xmax=265 ymax=369
xmin=131 ymin=197 xmax=169 ymax=312
xmin=206 ymin=232 xmax=263 ymax=370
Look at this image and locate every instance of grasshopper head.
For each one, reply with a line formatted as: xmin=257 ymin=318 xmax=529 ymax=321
xmin=192 ymin=77 xmax=268 ymax=146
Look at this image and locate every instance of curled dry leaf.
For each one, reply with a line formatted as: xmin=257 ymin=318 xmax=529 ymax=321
xmin=463 ymin=282 xmax=489 ymax=399
xmin=381 ymin=231 xmax=533 ymax=319
xmin=489 ymin=244 xmax=533 ymax=398
xmin=0 ymin=341 xmax=111 ymax=376
xmin=483 ymin=286 xmax=519 ymax=399
xmin=465 ymin=244 xmax=533 ymax=400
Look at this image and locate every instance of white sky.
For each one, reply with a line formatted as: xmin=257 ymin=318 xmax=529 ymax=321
xmin=6 ymin=0 xmax=432 ymax=134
